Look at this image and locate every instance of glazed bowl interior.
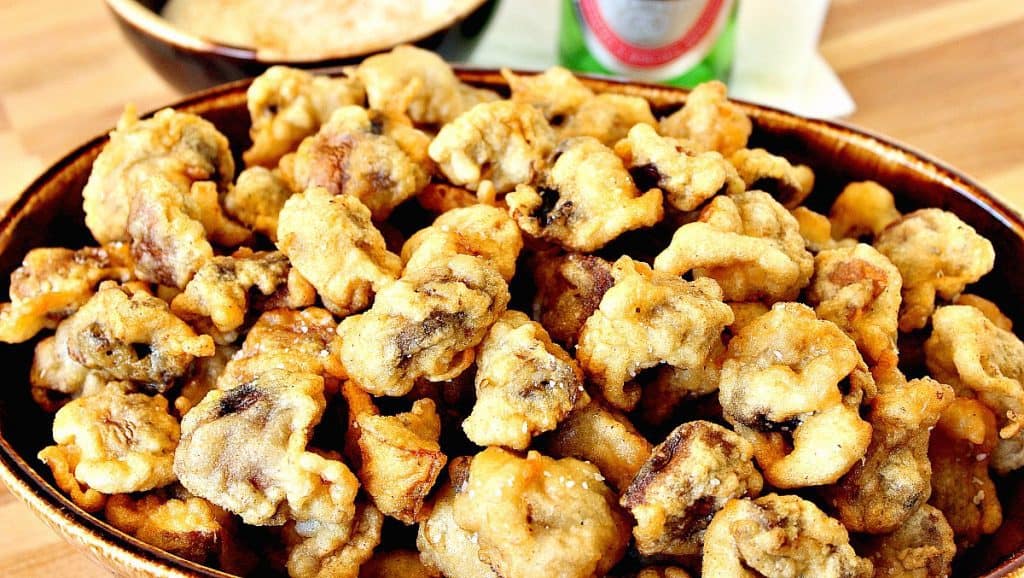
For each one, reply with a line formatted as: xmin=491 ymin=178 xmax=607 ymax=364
xmin=1 ymin=70 xmax=1024 ymax=577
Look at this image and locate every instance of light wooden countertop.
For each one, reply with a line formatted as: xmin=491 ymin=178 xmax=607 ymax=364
xmin=0 ymin=0 xmax=1022 ymax=576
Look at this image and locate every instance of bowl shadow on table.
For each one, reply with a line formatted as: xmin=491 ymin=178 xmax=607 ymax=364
xmin=1 ymin=70 xmax=1024 ymax=577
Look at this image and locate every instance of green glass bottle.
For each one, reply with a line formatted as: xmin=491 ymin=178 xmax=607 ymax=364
xmin=559 ymin=0 xmax=736 ymax=88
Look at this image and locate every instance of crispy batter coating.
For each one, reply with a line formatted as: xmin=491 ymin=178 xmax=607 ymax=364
xmin=654 ymin=191 xmax=814 ymax=303
xmin=719 ymin=303 xmax=874 ymax=488
xmin=546 ymin=399 xmax=653 ymax=491
xmin=338 ymin=255 xmax=510 ymax=396
xmin=39 ymin=389 xmax=179 ymax=497
xmin=729 ymin=148 xmax=815 ymax=208
xmin=0 ymin=244 xmax=134 ymax=343
xmin=342 ymin=382 xmax=446 ymax=524
xmin=83 ymin=107 xmax=234 ymax=244
xmin=560 ymin=93 xmax=657 ymax=146
xmin=453 ymin=448 xmax=630 ymax=578
xmin=284 ymin=501 xmax=383 ymax=578
xmin=791 ymin=206 xmax=845 ymax=253
xmin=243 ymin=66 xmax=365 ymax=167
xmin=402 ymin=205 xmax=523 ymax=282
xmin=428 ymin=100 xmax=555 ymax=195
xmin=29 ymin=332 xmax=110 ymax=412
xmin=614 ymin=123 xmax=743 ymax=212
xmin=502 ymin=66 xmax=594 ymax=123
xmin=462 ymin=310 xmax=587 ymax=449
xmin=926 ymin=305 xmax=1024 ymax=473
xmin=636 ymin=342 xmax=725 ymax=426
xmin=875 ymin=209 xmax=995 ymax=332
xmin=277 ymin=187 xmax=402 ymax=316
xmin=860 ymin=504 xmax=955 ymax=578
xmin=928 ymin=398 xmax=1002 ymax=547
xmin=291 ymin=106 xmax=431 ymax=220
xmin=955 ymin=293 xmax=1013 ymax=331
xmin=416 ymin=182 xmax=479 ymax=214
xmin=830 ymin=181 xmax=901 ymax=241
xmin=224 ymin=166 xmax=293 ymax=241
xmin=702 ymin=494 xmax=873 ymax=578
xmin=360 ymin=549 xmax=441 ymax=578
xmin=807 ymin=243 xmax=903 ymax=364
xmin=530 ymin=252 xmax=613 ymax=349
xmin=658 ymin=81 xmax=751 ymax=156
xmin=621 ymin=421 xmax=763 ymax=559
xmin=577 ymin=257 xmax=733 ymax=411
xmin=508 ymin=137 xmax=664 ymax=252
xmin=175 ymin=343 xmax=237 ymax=417
xmin=185 ymin=180 xmax=254 ymax=247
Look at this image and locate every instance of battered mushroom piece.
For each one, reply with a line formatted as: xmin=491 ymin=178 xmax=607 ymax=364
xmin=283 ymin=501 xmax=383 ymax=578
xmin=428 ymin=100 xmax=555 ymax=195
xmin=58 ymin=283 xmax=214 ymax=390
xmin=174 ymin=343 xmax=237 ymax=417
xmin=702 ymin=494 xmax=873 ymax=578
xmin=560 ymin=93 xmax=657 ymax=146
xmin=29 ymin=332 xmax=110 ymax=412
xmin=926 ymin=305 xmax=1024 ymax=473
xmin=224 ymin=166 xmax=293 ymax=241
xmin=729 ymin=148 xmax=815 ymax=208
xmin=530 ymin=252 xmax=613 ymax=349
xmin=462 ymin=310 xmax=588 ymax=450
xmin=545 ymin=399 xmax=653 ymax=491
xmin=621 ymin=421 xmax=764 ymax=559
xmin=658 ymin=80 xmax=751 ymax=156
xmin=791 ymin=206 xmax=851 ymax=253
xmin=875 ymin=208 xmax=995 ymax=332
xmin=613 ymin=123 xmax=743 ymax=212
xmin=928 ymin=398 xmax=1002 ymax=547
xmin=402 ymin=205 xmax=523 ymax=282
xmin=38 ymin=389 xmax=179 ymax=500
xmin=453 ymin=448 xmax=631 ymax=578
xmin=83 ymin=106 xmax=234 ymax=244
xmin=718 ymin=303 xmax=875 ymax=488
xmin=341 ymin=382 xmax=446 ymax=524
xmin=807 ymin=243 xmax=903 ymax=364
xmin=577 ymin=257 xmax=733 ymax=411
xmin=416 ymin=182 xmax=479 ymax=214
xmin=955 ymin=293 xmax=1014 ymax=331
xmin=636 ymin=341 xmax=725 ymax=426
xmin=501 ymin=66 xmax=594 ymax=123
xmin=507 ymin=138 xmax=664 ymax=252
xmin=290 ymin=106 xmax=432 ymax=220
xmin=360 ymin=549 xmax=441 ymax=578
xmin=860 ymin=504 xmax=956 ymax=578
xmin=277 ymin=187 xmax=402 ymax=317
xmin=654 ymin=191 xmax=815 ymax=303
xmin=338 ymin=254 xmax=510 ymax=397
xmin=830 ymin=181 xmax=901 ymax=241
xmin=0 ymin=244 xmax=134 ymax=343
xmin=185 ymin=180 xmax=254 ymax=247
xmin=243 ymin=65 xmax=365 ymax=167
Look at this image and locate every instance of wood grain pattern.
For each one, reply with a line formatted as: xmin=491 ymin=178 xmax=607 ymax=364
xmin=0 ymin=1 xmax=1022 ymax=576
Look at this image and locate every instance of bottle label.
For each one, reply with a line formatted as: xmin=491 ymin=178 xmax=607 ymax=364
xmin=578 ymin=0 xmax=733 ymax=79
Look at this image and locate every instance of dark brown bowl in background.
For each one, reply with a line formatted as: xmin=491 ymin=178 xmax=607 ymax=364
xmin=1 ymin=71 xmax=1023 ymax=577
xmin=104 ymin=0 xmax=499 ymax=93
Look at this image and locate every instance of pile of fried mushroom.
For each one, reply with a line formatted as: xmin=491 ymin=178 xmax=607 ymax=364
xmin=5 ymin=45 xmax=1019 ymax=577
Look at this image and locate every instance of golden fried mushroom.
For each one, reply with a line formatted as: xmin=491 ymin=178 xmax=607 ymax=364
xmin=453 ymin=448 xmax=630 ymax=578
xmin=807 ymin=243 xmax=903 ymax=364
xmin=224 ymin=166 xmax=294 ymax=241
xmin=719 ymin=303 xmax=874 ymax=488
xmin=508 ymin=137 xmax=664 ymax=252
xmin=342 ymin=382 xmax=447 ymax=524
xmin=860 ymin=504 xmax=956 ymax=578
xmin=277 ymin=187 xmax=402 ymax=316
xmin=614 ymin=123 xmax=743 ymax=212
xmin=658 ymin=80 xmax=751 ymax=156
xmin=0 ymin=244 xmax=134 ymax=343
xmin=360 ymin=549 xmax=441 ymax=578
xmin=875 ymin=208 xmax=995 ymax=332
xmin=402 ymin=205 xmax=523 ymax=282
xmin=284 ymin=501 xmax=383 ymax=578
xmin=729 ymin=148 xmax=815 ymax=208
xmin=29 ymin=332 xmax=111 ymax=412
xmin=928 ymin=398 xmax=1002 ymax=547
xmin=791 ymin=206 xmax=847 ymax=253
xmin=462 ymin=310 xmax=587 ymax=449
xmin=621 ymin=421 xmax=763 ymax=559
xmin=955 ymin=293 xmax=1014 ymax=331
xmin=338 ymin=255 xmax=510 ymax=396
xmin=829 ymin=181 xmax=901 ymax=241
xmin=501 ymin=66 xmax=594 ymax=123
xmin=560 ymin=93 xmax=657 ymax=146
xmin=185 ymin=180 xmax=254 ymax=247
xmin=702 ymin=494 xmax=873 ymax=578
xmin=428 ymin=100 xmax=555 ymax=196
xmin=546 ymin=399 xmax=653 ymax=491
xmin=530 ymin=252 xmax=613 ymax=349
xmin=577 ymin=257 xmax=733 ymax=411
xmin=243 ymin=66 xmax=365 ymax=168
xmin=654 ymin=191 xmax=814 ymax=303
xmin=174 ymin=343 xmax=237 ymax=417
xmin=83 ymin=106 xmax=234 ymax=244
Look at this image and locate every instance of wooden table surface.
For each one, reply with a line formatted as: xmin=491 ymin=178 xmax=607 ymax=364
xmin=0 ymin=0 xmax=1022 ymax=576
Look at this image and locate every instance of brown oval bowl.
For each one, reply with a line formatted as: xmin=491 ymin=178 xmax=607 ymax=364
xmin=1 ymin=70 xmax=1024 ymax=577
xmin=104 ymin=0 xmax=499 ymax=93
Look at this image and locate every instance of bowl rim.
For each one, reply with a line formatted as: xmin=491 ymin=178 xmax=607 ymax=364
xmin=104 ymin=0 xmax=490 ymax=65
xmin=2 ymin=69 xmax=1024 ymax=578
